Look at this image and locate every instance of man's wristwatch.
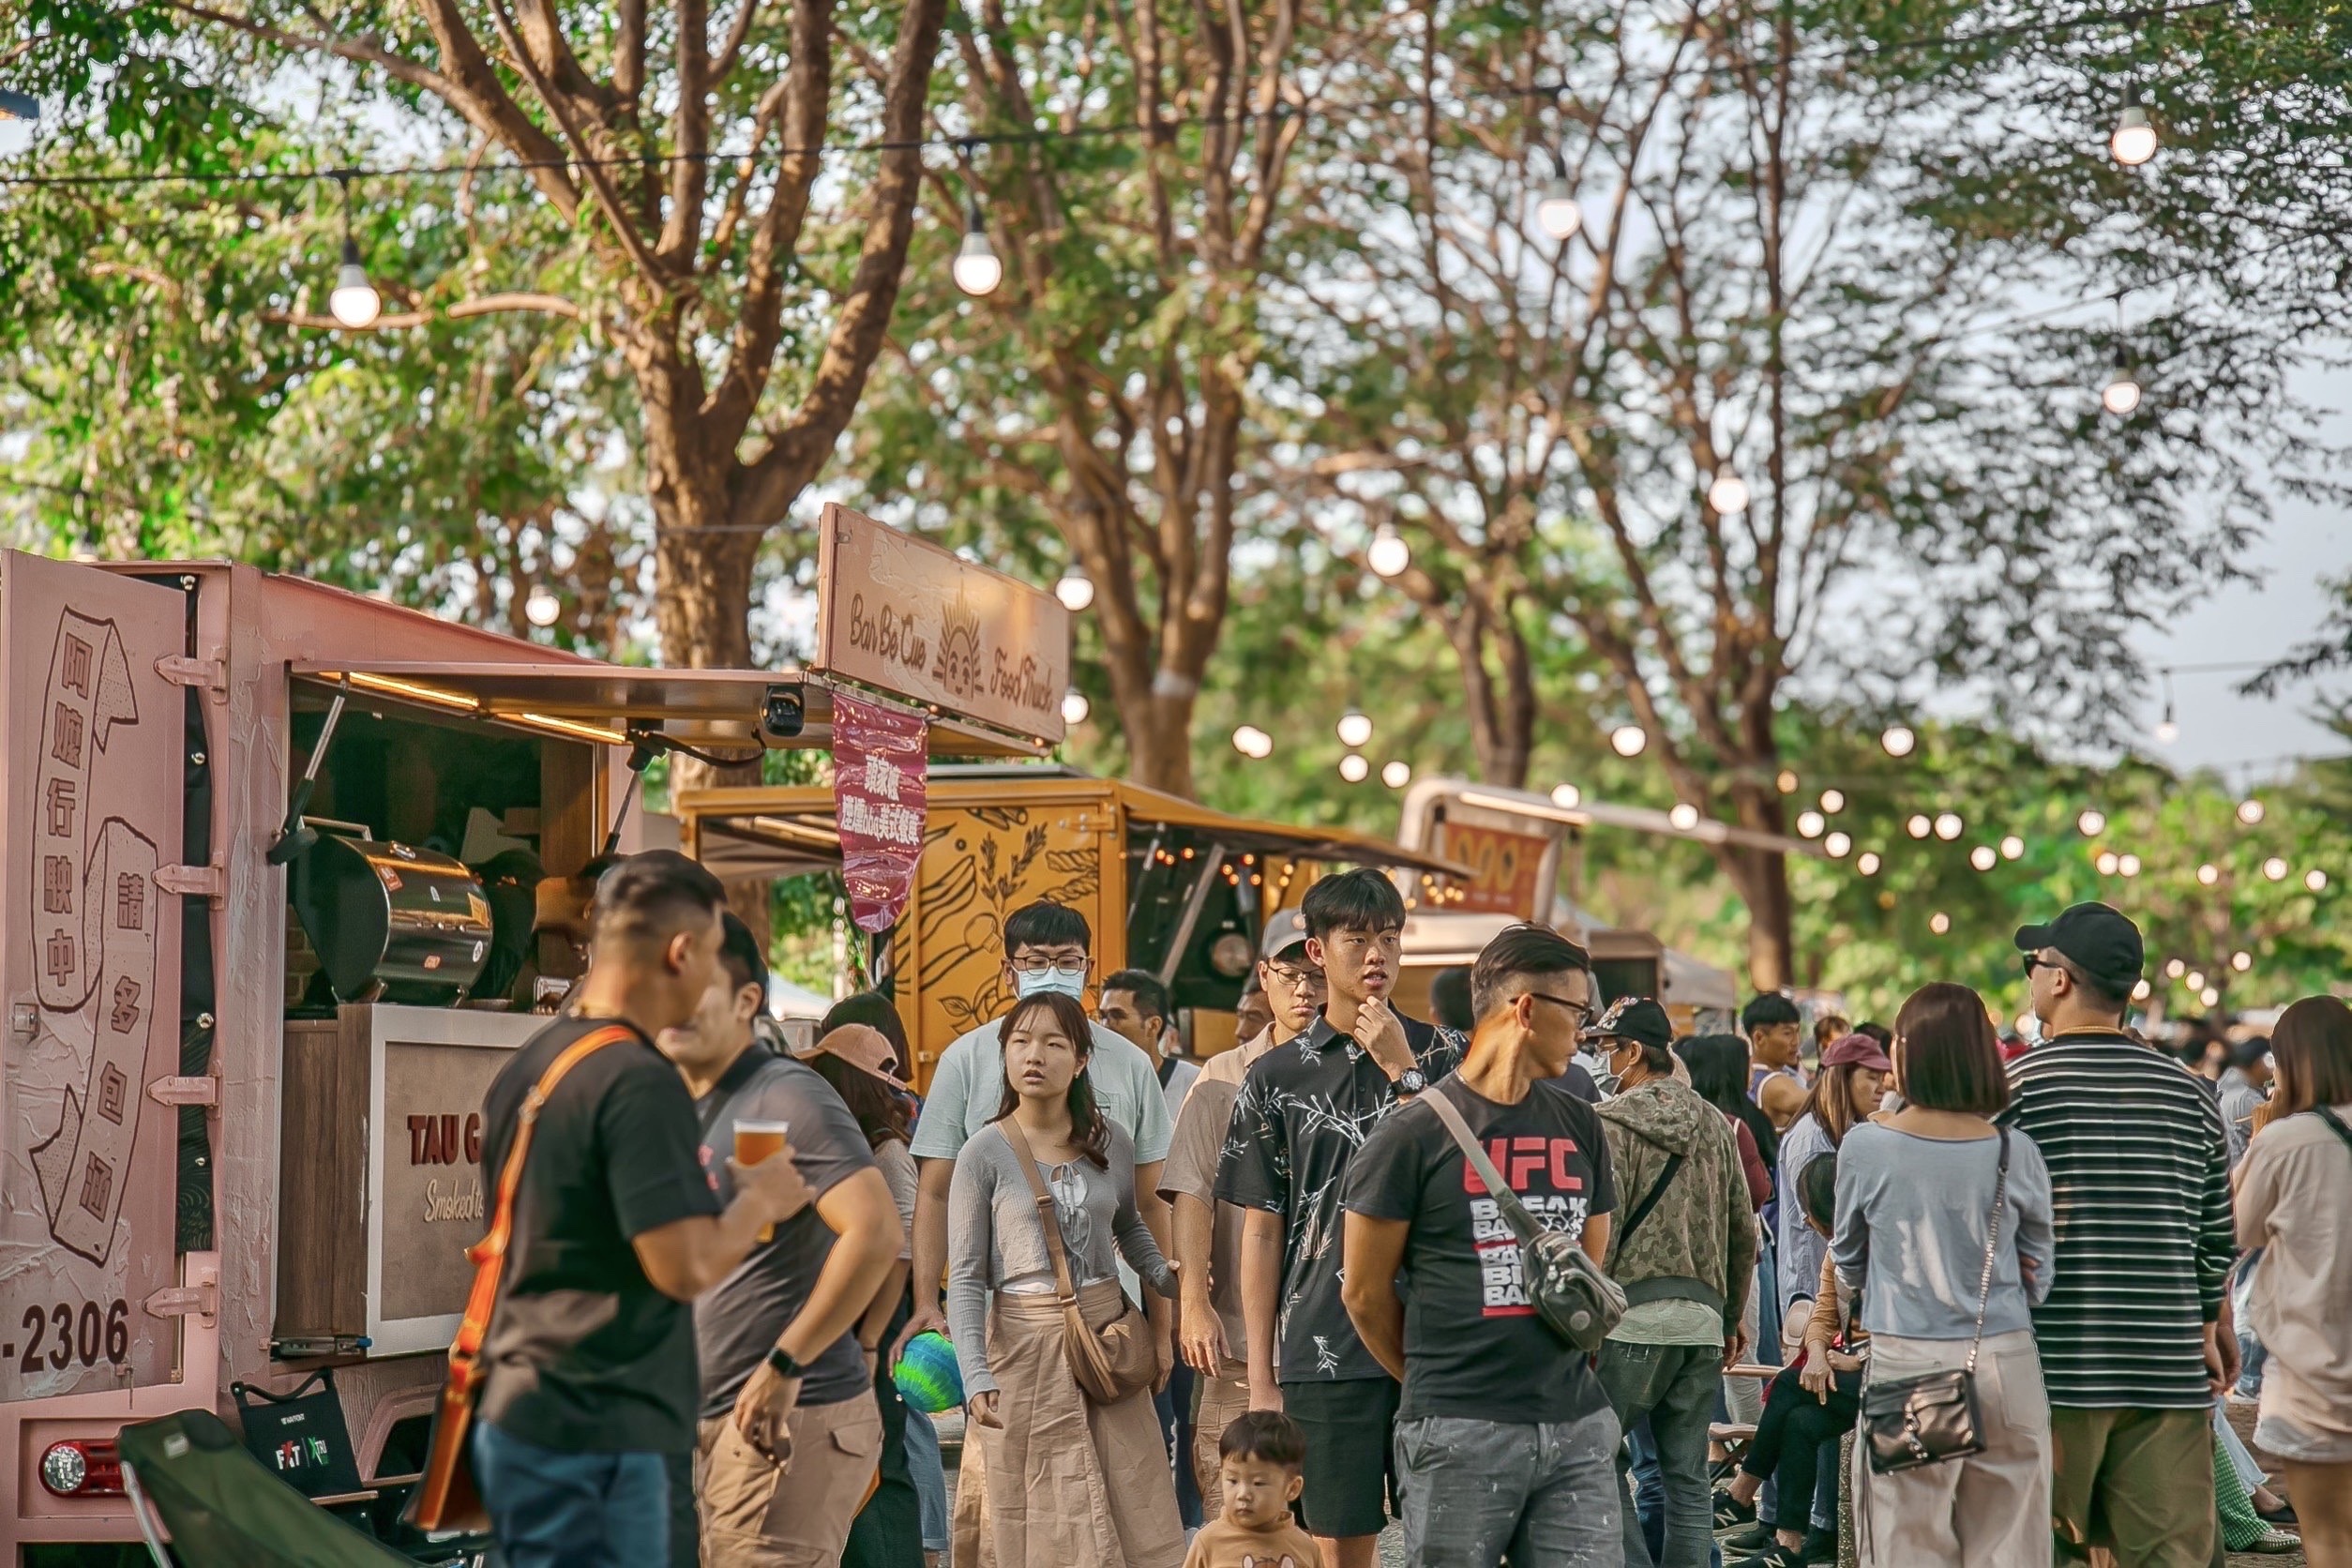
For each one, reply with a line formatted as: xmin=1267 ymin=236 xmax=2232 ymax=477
xmin=765 ymin=1347 xmax=806 ymax=1380
xmin=1395 ymin=1066 xmax=1427 ymax=1096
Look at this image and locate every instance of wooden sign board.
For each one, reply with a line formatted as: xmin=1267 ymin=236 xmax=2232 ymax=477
xmin=813 ymin=504 xmax=1070 ymax=746
xmin=1438 ymin=821 xmax=1552 ymax=920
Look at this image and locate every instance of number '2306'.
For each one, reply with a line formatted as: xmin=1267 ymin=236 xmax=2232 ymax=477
xmin=17 ymin=1301 xmax=130 ymax=1373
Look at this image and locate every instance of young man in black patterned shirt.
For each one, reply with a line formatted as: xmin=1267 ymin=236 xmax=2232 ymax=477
xmin=1214 ymin=868 xmax=1465 ymax=1568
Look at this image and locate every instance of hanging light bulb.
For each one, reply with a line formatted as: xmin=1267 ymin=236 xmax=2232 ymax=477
xmin=1797 ymin=810 xmax=1825 ymax=838
xmin=1536 ymin=147 xmax=1582 ymax=241
xmin=1934 ymin=811 xmax=1964 ymax=841
xmin=1061 ymin=688 xmax=1091 ymax=726
xmin=1551 ymin=783 xmax=1582 ymax=809
xmin=2263 ymin=856 xmax=2288 ymax=882
xmin=1776 ymin=770 xmax=1800 ymax=794
xmin=2133 ymin=979 xmax=2153 ymax=1003
xmin=1054 ymin=566 xmax=1094 ymax=611
xmin=1231 ymin=724 xmax=1273 ymax=760
xmin=1824 ymin=831 xmax=1852 ymax=858
xmin=1970 ymin=845 xmax=1998 ymax=871
xmin=1381 ymin=760 xmax=1412 ymax=789
xmin=1366 ymin=526 xmax=1411 ymax=579
xmin=2197 ymin=862 xmax=2220 ymax=885
xmin=1338 ymin=753 xmax=1370 ymax=783
xmin=1336 ymin=710 xmax=1374 ymax=749
xmin=1609 ymin=724 xmax=1648 ymax=758
xmin=2154 ymin=676 xmax=2179 ymax=745
xmin=2000 ymin=835 xmax=2025 ymax=860
xmin=2200 ymin=985 xmax=2221 ymax=1008
xmin=2096 ymin=851 xmax=2120 ymax=875
xmin=1707 ymin=466 xmax=1750 ymax=515
xmin=2077 ymin=809 xmax=2107 ymax=837
xmin=1907 ymin=814 xmax=1932 ymax=839
xmin=2165 ymin=957 xmax=2187 ymax=979
xmin=1929 ymin=912 xmax=1952 ymax=936
xmin=1856 ymin=850 xmax=1881 ymax=875
xmin=1819 ymin=790 xmax=1846 ymax=813
xmin=523 ymin=585 xmax=562 ymax=627
xmin=952 ymin=194 xmax=1003 ymax=297
xmin=2307 ymin=867 xmax=2329 ymax=893
xmin=1669 ymin=803 xmax=1700 ymax=831
xmin=2118 ymin=853 xmax=2142 ymax=877
xmin=2238 ymin=797 xmax=2266 ymax=825
xmin=2187 ymin=970 xmax=2208 ymax=992
xmin=2109 ymin=89 xmax=2158 ymax=166
xmin=327 ymin=173 xmax=382 ymax=330
xmin=2101 ymin=362 xmax=2142 ymax=417
xmin=2231 ymin=951 xmax=2253 ymax=972
xmin=1880 ymin=724 xmax=1916 ymax=758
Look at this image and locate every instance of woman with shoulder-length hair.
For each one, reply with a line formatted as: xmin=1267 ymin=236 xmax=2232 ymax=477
xmin=1771 ymin=1033 xmax=1892 ymax=1332
xmin=2235 ymin=994 xmax=2352 ymax=1568
xmin=944 ymin=990 xmax=1184 ymax=1568
xmin=1834 ymin=981 xmax=2057 ymax=1567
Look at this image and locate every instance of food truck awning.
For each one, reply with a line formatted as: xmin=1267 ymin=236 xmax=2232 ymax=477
xmin=670 ymin=772 xmax=1470 ymax=883
xmin=1107 ymin=781 xmax=1470 ymax=878
xmin=289 ymin=662 xmax=1047 ymax=759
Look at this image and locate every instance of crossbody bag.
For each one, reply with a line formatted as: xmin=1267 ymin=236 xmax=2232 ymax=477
xmin=1859 ymin=1128 xmax=2009 ymax=1475
xmin=1423 ymin=1088 xmax=1627 ymax=1353
xmin=408 ymin=1024 xmax=636 ymax=1532
xmin=994 ymin=1118 xmax=1156 ymax=1405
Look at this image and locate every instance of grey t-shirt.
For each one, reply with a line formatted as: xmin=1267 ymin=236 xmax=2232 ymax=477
xmin=693 ymin=1049 xmax=878 ymax=1415
xmin=1832 ymin=1123 xmax=2056 ymax=1340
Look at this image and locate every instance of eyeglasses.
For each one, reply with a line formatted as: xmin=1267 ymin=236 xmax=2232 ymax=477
xmin=1264 ymin=963 xmax=1328 ymax=992
xmin=1010 ymin=954 xmax=1089 ymax=975
xmin=1526 ymin=992 xmax=1594 ymax=1029
xmin=2021 ymin=955 xmax=2062 ymax=979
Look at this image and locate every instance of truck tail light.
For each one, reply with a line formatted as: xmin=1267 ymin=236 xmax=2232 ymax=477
xmin=39 ymin=1438 xmax=126 ymax=1498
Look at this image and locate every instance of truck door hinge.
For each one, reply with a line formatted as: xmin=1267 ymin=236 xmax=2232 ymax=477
xmin=143 ymin=1284 xmax=218 ymax=1322
xmin=156 ymin=857 xmax=225 ymax=904
xmin=147 ymin=1075 xmax=219 ymax=1108
xmin=155 ymin=654 xmax=228 ymax=701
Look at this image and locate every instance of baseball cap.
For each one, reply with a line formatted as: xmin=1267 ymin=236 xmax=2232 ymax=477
xmin=1260 ymin=909 xmax=1310 ymax=961
xmin=2014 ymin=901 xmax=2144 ymax=995
xmin=1583 ymin=996 xmax=1672 ymax=1053
xmin=1821 ymin=1032 xmax=1893 ymax=1072
xmin=795 ymin=1022 xmax=911 ymax=1093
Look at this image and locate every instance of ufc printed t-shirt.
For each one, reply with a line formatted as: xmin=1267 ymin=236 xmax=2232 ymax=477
xmin=1341 ymin=1073 xmax=1618 ymax=1425
xmin=1215 ymin=1012 xmax=1466 ymax=1383
xmin=476 ymin=1016 xmax=722 ymax=1455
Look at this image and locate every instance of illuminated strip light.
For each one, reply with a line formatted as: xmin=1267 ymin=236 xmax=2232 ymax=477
xmin=508 ymin=712 xmax=628 ymax=746
xmin=1455 ymin=790 xmax=1588 ymax=827
xmin=339 ymin=671 xmax=480 ymax=714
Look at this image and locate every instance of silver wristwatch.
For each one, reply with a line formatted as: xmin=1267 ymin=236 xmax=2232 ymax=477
xmin=1395 ymin=1066 xmax=1427 ymax=1096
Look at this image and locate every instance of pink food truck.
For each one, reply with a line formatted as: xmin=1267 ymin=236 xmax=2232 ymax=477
xmin=0 ymin=519 xmax=1061 ymax=1560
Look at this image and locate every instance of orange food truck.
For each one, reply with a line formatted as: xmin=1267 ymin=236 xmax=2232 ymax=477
xmin=0 ymin=505 xmax=1060 ymax=1560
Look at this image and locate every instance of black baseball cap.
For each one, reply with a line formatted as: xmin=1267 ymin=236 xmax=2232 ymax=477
xmin=1583 ymin=996 xmax=1673 ymax=1053
xmin=2014 ymin=902 xmax=2143 ymax=995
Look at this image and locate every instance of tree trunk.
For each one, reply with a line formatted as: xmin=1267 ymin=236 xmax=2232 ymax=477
xmin=1719 ymin=782 xmax=1796 ymax=991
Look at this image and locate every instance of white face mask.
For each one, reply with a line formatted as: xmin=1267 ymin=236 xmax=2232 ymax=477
xmin=1015 ymin=968 xmax=1087 ymax=1002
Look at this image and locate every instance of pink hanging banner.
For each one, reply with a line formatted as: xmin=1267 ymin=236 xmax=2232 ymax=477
xmin=831 ymin=691 xmax=928 ymax=933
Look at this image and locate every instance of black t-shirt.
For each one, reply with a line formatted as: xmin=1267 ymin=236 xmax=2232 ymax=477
xmin=1340 ymin=1073 xmax=1618 ymax=1424
xmin=1214 ymin=1011 xmax=1466 ymax=1383
xmin=476 ymin=1016 xmax=722 ymax=1454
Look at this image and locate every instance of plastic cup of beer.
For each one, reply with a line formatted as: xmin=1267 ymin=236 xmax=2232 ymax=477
xmin=735 ymin=1120 xmax=792 ymax=1243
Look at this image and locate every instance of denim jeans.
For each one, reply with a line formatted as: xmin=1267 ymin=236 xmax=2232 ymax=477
xmin=1393 ymin=1406 xmax=1621 ymax=1566
xmin=472 ymin=1419 xmax=670 ymax=1568
xmin=1628 ymin=1419 xmax=1723 ymax=1568
xmin=903 ymin=1407 xmax=949 ymax=1551
xmin=1598 ymin=1341 xmax=1723 ymax=1568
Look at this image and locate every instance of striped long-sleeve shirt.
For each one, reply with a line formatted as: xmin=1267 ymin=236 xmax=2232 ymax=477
xmin=1995 ymin=1031 xmax=2234 ymax=1408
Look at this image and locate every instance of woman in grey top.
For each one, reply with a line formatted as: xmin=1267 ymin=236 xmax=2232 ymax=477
xmin=1833 ymin=982 xmax=2056 ymax=1568
xmin=945 ymin=991 xmax=1182 ymax=1568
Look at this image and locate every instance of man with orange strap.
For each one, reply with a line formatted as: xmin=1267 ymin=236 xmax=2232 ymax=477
xmin=472 ymin=852 xmax=813 ymax=1568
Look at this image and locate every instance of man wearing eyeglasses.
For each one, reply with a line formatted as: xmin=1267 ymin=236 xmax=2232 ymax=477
xmin=1215 ymin=869 xmax=1469 ymax=1568
xmin=1159 ymin=910 xmax=1327 ymax=1515
xmin=898 ymin=899 xmax=1175 ymax=1565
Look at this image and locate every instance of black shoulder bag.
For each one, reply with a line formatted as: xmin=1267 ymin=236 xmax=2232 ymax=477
xmin=1860 ymin=1128 xmax=2009 ymax=1475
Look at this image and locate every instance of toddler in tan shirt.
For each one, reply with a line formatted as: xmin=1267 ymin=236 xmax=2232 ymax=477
xmin=1182 ymin=1411 xmax=1323 ymax=1568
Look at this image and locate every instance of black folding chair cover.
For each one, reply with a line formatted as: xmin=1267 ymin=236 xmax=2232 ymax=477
xmin=116 ymin=1409 xmax=418 ymax=1568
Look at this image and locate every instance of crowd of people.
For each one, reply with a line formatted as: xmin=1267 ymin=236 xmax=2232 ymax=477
xmin=456 ymin=848 xmax=2351 ymax=1568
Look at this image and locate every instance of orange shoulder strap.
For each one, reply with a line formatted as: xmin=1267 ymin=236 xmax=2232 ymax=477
xmin=450 ymin=1023 xmax=639 ymax=1372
